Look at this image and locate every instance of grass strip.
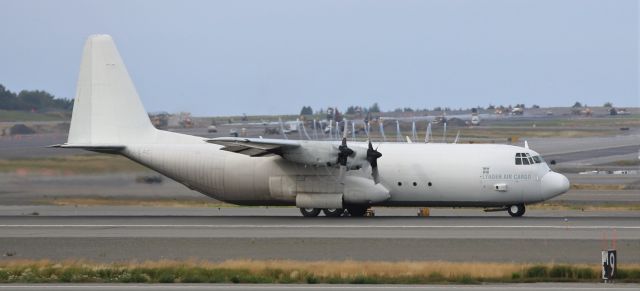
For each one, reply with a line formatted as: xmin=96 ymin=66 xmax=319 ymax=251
xmin=0 ymin=260 xmax=638 ymax=284
xmin=0 ymin=155 xmax=147 ymax=174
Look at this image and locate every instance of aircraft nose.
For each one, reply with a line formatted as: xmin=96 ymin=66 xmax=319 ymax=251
xmin=541 ymin=171 xmax=570 ymax=199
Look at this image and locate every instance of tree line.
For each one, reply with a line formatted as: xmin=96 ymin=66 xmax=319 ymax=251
xmin=0 ymin=84 xmax=73 ymax=111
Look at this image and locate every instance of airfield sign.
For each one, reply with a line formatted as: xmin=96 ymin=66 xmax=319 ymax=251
xmin=602 ymin=249 xmax=617 ymax=280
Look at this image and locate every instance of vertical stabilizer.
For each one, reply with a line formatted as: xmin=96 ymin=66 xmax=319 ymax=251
xmin=67 ymin=35 xmax=155 ymax=145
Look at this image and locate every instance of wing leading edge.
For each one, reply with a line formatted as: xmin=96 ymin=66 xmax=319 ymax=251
xmin=206 ymin=137 xmax=301 ymax=157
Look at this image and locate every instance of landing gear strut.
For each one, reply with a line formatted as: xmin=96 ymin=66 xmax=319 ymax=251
xmin=346 ymin=205 xmax=368 ymax=217
xmin=299 ymin=208 xmax=321 ymax=217
xmin=507 ymin=204 xmax=526 ymax=217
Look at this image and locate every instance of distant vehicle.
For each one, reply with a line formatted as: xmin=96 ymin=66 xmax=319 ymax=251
xmin=511 ymin=107 xmax=524 ymax=115
xmin=229 ymin=129 xmax=239 ymax=137
xmin=264 ymin=127 xmax=280 ymax=135
xmin=470 ymin=115 xmax=480 ymax=126
xmin=207 ymin=125 xmax=218 ymax=133
xmin=546 ymin=111 xmax=553 ymax=116
xmin=283 ymin=121 xmax=299 ymax=134
xmin=135 ymin=175 xmax=163 ymax=184
xmin=572 ymin=108 xmax=592 ymax=117
xmin=611 ymin=108 xmax=630 ymax=116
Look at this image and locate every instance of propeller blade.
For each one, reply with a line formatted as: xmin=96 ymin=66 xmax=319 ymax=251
xmin=371 ymin=166 xmax=380 ymax=184
xmin=343 ymin=119 xmax=348 ymax=139
xmin=453 ymin=130 xmax=460 ymax=144
xmin=366 ymin=140 xmax=383 ymax=184
xmin=337 ymin=137 xmax=354 ymax=167
xmin=338 ymin=165 xmax=347 ymax=184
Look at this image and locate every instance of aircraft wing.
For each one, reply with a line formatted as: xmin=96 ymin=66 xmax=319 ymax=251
xmin=206 ymin=137 xmax=301 ymax=157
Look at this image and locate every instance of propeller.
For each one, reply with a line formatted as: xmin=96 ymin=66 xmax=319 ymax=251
xmin=336 ymin=137 xmax=354 ymax=183
xmin=366 ymin=140 xmax=382 ymax=184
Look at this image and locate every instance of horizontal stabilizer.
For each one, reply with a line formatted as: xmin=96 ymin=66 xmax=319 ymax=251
xmin=49 ymin=144 xmax=125 ymax=153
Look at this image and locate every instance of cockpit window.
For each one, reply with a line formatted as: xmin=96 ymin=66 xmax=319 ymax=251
xmin=532 ymin=155 xmax=543 ymax=164
xmin=515 ymin=153 xmax=538 ymax=165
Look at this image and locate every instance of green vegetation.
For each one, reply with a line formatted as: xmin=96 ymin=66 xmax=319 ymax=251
xmin=0 ymin=110 xmax=70 ymax=122
xmin=299 ymin=106 xmax=313 ymax=116
xmin=0 ymin=84 xmax=72 ymax=112
xmin=0 ymin=260 xmax=638 ymax=284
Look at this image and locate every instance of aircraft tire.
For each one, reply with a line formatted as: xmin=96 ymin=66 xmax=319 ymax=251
xmin=299 ymin=208 xmax=321 ymax=217
xmin=507 ymin=204 xmax=526 ymax=217
xmin=346 ymin=205 xmax=368 ymax=217
xmin=323 ymin=208 xmax=344 ymax=217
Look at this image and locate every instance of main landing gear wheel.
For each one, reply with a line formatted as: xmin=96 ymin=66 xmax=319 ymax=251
xmin=299 ymin=208 xmax=321 ymax=217
xmin=507 ymin=204 xmax=526 ymax=217
xmin=346 ymin=206 xmax=368 ymax=217
xmin=322 ymin=208 xmax=344 ymax=217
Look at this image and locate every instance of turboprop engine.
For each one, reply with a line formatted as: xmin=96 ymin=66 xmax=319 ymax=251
xmin=293 ymin=176 xmax=390 ymax=209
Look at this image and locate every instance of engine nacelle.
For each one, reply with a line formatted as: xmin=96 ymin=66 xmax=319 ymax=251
xmin=282 ymin=142 xmax=369 ymax=169
xmin=296 ymin=193 xmax=343 ymax=209
xmin=342 ymin=176 xmax=390 ymax=204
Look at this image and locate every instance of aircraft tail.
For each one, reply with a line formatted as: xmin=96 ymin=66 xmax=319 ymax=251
xmin=67 ymin=34 xmax=155 ymax=146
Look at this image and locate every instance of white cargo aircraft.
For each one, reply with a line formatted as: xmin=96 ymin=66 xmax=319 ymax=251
xmin=54 ymin=35 xmax=570 ymax=217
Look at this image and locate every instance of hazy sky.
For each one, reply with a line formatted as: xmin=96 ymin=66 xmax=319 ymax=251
xmin=1 ymin=0 xmax=638 ymax=116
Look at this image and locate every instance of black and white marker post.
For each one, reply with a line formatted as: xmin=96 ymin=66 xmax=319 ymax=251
xmin=601 ymin=230 xmax=617 ymax=283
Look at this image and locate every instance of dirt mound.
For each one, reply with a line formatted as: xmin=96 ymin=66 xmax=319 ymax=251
xmin=8 ymin=124 xmax=36 ymax=135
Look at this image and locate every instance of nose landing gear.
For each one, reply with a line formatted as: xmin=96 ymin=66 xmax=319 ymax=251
xmin=507 ymin=204 xmax=526 ymax=217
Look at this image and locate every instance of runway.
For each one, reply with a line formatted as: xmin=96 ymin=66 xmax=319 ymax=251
xmin=0 ymin=208 xmax=638 ymax=263
xmin=0 ymin=283 xmax=638 ymax=291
